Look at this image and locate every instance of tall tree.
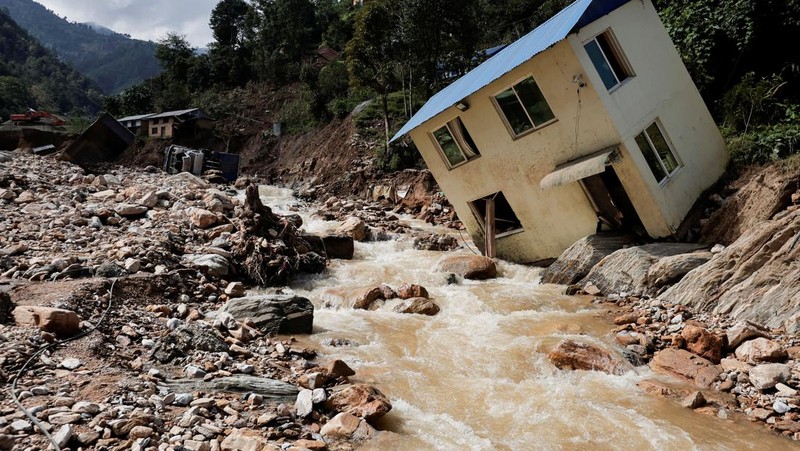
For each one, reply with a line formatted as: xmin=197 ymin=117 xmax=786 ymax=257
xmin=155 ymin=33 xmax=195 ymax=82
xmin=346 ymin=0 xmax=401 ymax=148
xmin=209 ymin=0 xmax=254 ymax=85
xmin=253 ymin=0 xmax=319 ymax=82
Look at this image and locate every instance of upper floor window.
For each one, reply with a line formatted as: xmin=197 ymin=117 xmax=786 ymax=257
xmin=431 ymin=117 xmax=481 ymax=168
xmin=493 ymin=76 xmax=556 ymax=137
xmin=635 ymin=121 xmax=681 ymax=184
xmin=584 ymin=30 xmax=634 ymax=91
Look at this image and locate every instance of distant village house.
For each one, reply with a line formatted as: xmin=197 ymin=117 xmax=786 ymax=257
xmin=393 ymin=0 xmax=728 ymax=263
xmin=119 ymin=108 xmax=214 ymax=140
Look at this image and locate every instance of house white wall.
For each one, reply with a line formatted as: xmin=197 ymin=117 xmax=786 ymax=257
xmin=569 ymin=0 xmax=728 ymax=234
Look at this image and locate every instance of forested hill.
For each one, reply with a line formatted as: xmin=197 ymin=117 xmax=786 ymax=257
xmin=0 ymin=0 xmax=161 ymax=94
xmin=0 ymin=8 xmax=102 ymax=118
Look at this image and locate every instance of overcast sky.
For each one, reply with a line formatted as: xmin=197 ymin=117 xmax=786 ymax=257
xmin=35 ymin=0 xmax=218 ymax=47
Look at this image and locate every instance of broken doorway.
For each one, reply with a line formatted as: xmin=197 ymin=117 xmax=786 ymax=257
xmin=579 ymin=166 xmax=646 ymax=236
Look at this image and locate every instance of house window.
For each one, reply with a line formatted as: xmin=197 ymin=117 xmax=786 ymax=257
xmin=151 ymin=127 xmax=158 ymax=135
xmin=431 ymin=117 xmax=481 ymax=168
xmin=469 ymin=191 xmax=523 ymax=237
xmin=584 ymin=30 xmax=633 ymax=91
xmin=635 ymin=121 xmax=681 ymax=184
xmin=493 ymin=76 xmax=556 ymax=137
xmin=160 ymin=127 xmax=166 ymax=137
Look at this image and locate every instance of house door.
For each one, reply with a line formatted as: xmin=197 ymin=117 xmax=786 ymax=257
xmin=579 ymin=167 xmax=647 ymax=237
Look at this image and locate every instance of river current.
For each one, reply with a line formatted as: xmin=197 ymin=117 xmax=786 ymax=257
xmin=257 ymin=186 xmax=794 ymax=450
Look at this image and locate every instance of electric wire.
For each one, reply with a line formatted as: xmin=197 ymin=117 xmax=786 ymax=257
xmin=10 ymin=278 xmax=118 ymax=451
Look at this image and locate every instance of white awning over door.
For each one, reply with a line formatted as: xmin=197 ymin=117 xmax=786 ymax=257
xmin=540 ymin=146 xmax=620 ymax=190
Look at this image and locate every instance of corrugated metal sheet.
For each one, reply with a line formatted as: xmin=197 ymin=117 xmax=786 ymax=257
xmin=391 ymin=0 xmax=628 ymax=142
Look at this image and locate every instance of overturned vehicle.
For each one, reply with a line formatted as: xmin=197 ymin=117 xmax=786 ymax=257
xmin=163 ymin=145 xmax=240 ymax=183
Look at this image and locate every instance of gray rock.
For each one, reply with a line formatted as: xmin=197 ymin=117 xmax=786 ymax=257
xmin=645 ymin=252 xmax=713 ymax=288
xmin=161 ymin=375 xmax=298 ymax=402
xmin=173 ymin=393 xmax=194 ymax=407
xmin=734 ymin=337 xmax=787 ymax=363
xmin=661 ymin=210 xmax=800 ymax=332
xmin=541 ymin=233 xmax=636 ymax=285
xmin=220 ymin=295 xmax=313 ymax=335
xmin=61 ymin=358 xmax=82 ymax=370
xmin=53 ymin=424 xmax=73 ymax=448
xmin=727 ymin=321 xmax=770 ymax=349
xmin=10 ymin=419 xmax=32 ymax=432
xmin=183 ymin=254 xmax=229 ymax=277
xmin=774 ymin=400 xmax=791 ymax=414
xmin=184 ymin=365 xmax=206 ymax=378
xmin=95 ymin=262 xmax=126 ymax=278
xmin=152 ymin=322 xmax=229 ymax=363
xmin=312 ymin=388 xmax=327 ymax=404
xmin=115 ymin=203 xmax=148 ymax=216
xmin=582 ymin=243 xmax=706 ymax=296
xmin=295 ymin=389 xmax=314 ymax=417
xmin=749 ymin=363 xmax=791 ymax=390
xmin=72 ymin=402 xmax=100 ymax=414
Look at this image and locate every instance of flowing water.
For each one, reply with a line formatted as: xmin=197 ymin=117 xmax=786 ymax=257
xmin=257 ymin=186 xmax=796 ymax=450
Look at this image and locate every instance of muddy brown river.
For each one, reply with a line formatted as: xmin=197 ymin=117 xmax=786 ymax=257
xmin=259 ymin=186 xmax=796 ymax=450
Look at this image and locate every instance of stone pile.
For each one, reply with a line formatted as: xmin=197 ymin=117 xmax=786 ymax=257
xmin=0 ymin=151 xmax=325 ymax=285
xmin=0 ymin=151 xmax=394 ymax=450
xmin=600 ymin=293 xmax=800 ymax=440
xmin=314 ymin=195 xmax=460 ymax=252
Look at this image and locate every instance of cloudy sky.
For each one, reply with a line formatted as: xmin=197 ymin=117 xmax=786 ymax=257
xmin=35 ymin=0 xmax=218 ymax=47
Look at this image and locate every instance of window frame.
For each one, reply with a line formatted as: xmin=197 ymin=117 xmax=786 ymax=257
xmin=468 ymin=191 xmax=525 ymax=239
xmin=491 ymin=75 xmax=557 ymax=140
xmin=429 ymin=116 xmax=482 ymax=170
xmin=583 ymin=29 xmax=635 ymax=93
xmin=635 ymin=120 xmax=682 ymax=186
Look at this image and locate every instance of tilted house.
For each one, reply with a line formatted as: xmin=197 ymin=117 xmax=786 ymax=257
xmin=392 ymin=0 xmax=728 ymax=263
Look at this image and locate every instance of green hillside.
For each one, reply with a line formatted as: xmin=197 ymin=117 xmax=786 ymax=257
xmin=0 ymin=8 xmax=102 ymax=118
xmin=0 ymin=0 xmax=162 ymax=94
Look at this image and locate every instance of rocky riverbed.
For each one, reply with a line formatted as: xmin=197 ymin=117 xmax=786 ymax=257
xmin=0 ymin=149 xmax=433 ymax=450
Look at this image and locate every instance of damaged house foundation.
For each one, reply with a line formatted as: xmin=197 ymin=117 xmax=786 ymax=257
xmin=392 ymin=0 xmax=728 ymax=263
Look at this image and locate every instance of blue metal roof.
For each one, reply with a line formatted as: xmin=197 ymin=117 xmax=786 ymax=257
xmin=391 ymin=0 xmax=629 ymax=142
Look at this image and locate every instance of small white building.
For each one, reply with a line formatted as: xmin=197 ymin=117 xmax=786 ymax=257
xmin=392 ymin=0 xmax=728 ymax=263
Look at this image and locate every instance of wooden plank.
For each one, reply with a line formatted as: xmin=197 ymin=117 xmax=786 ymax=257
xmin=485 ymin=198 xmax=496 ymax=258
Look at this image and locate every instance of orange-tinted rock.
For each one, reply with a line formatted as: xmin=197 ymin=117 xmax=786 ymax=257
xmin=325 ymin=384 xmax=392 ymax=422
xmin=437 ymin=255 xmax=497 ymax=280
xmin=353 ymin=287 xmax=384 ymax=310
xmin=397 ymin=284 xmax=429 ymax=299
xmin=547 ymin=339 xmax=633 ymax=375
xmin=650 ymin=348 xmax=722 ymax=388
xmin=325 ymin=360 xmax=355 ymax=378
xmin=13 ymin=306 xmax=81 ymax=337
xmin=393 ymin=297 xmax=440 ymax=316
xmin=681 ymin=324 xmax=725 ymax=363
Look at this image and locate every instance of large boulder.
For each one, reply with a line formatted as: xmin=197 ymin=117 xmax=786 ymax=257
xmin=336 ymin=217 xmax=367 ymax=242
xmin=749 ymin=363 xmax=792 ymax=390
xmin=645 ymin=252 xmax=713 ymax=288
xmin=660 ymin=211 xmax=800 ymax=332
xmin=726 ymin=321 xmax=770 ymax=350
xmin=393 ymin=297 xmax=440 ymax=316
xmin=437 ymin=255 xmax=497 ymax=280
xmin=581 ymin=243 xmax=705 ymax=295
xmin=649 ymin=348 xmax=722 ymax=388
xmin=183 ymin=254 xmax=229 ymax=277
xmin=320 ymin=412 xmax=362 ymax=439
xmin=734 ymin=337 xmax=787 ymax=364
xmin=221 ymin=295 xmax=313 ymax=335
xmin=325 ymin=384 xmax=392 ymax=423
xmin=541 ymin=233 xmax=636 ymax=285
xmin=547 ymin=339 xmax=633 ymax=375
xmin=187 ymin=207 xmax=218 ymax=229
xmin=681 ymin=324 xmax=725 ymax=363
xmin=152 ymin=322 xmax=230 ymax=363
xmin=13 ymin=306 xmax=81 ymax=337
